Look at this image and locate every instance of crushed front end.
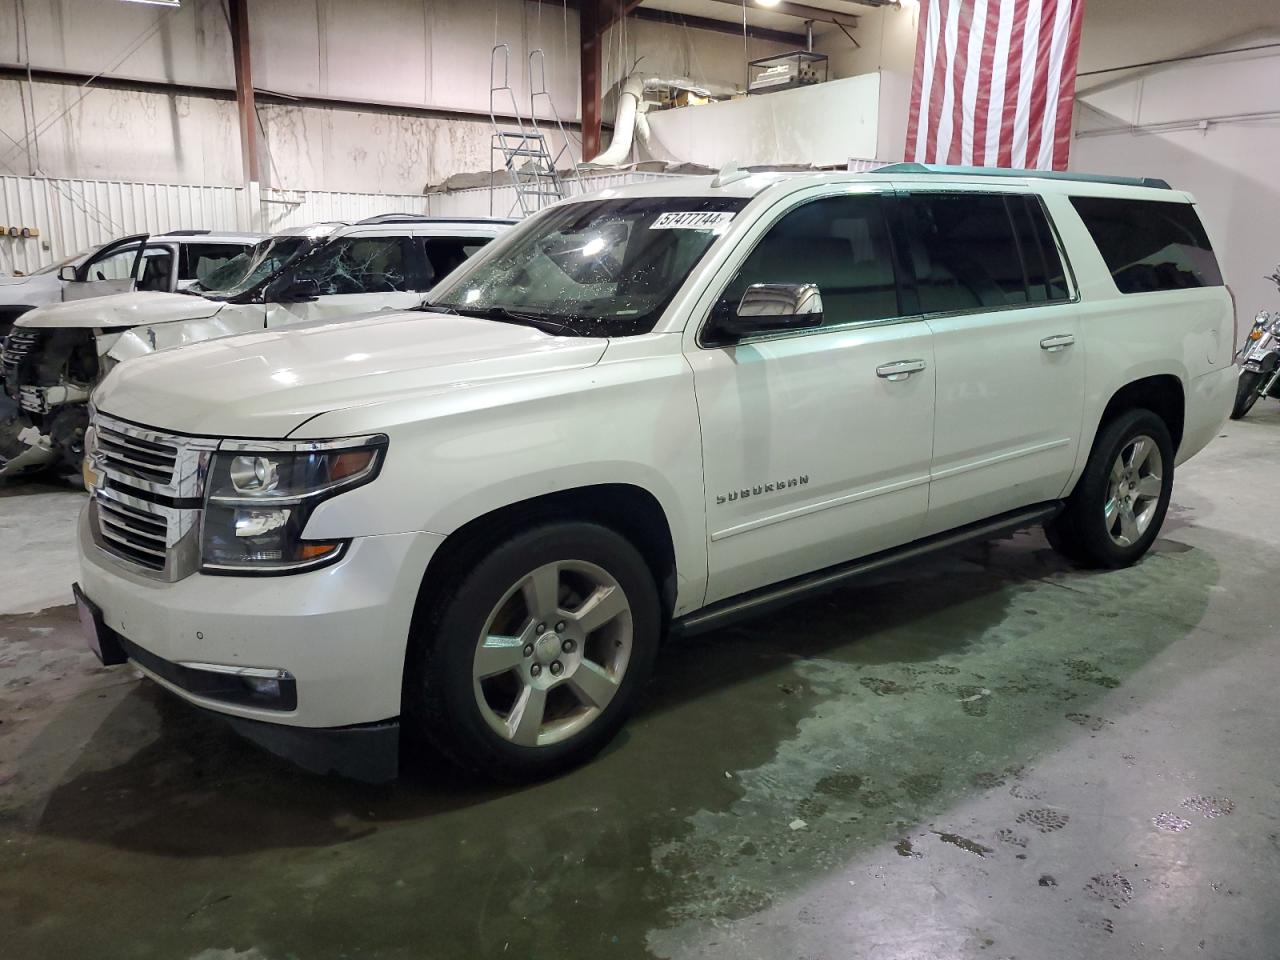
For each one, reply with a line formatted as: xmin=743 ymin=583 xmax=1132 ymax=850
xmin=0 ymin=325 xmax=99 ymax=477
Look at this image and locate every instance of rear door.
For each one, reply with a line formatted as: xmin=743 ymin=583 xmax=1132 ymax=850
xmin=264 ymin=233 xmax=429 ymax=328
xmin=900 ymin=188 xmax=1085 ymax=536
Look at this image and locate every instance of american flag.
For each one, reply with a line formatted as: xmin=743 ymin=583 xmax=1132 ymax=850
xmin=904 ymin=0 xmax=1087 ymax=172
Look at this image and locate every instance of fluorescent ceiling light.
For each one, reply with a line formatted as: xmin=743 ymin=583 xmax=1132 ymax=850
xmin=119 ymin=0 xmax=181 ymax=7
xmin=755 ymin=0 xmax=782 ymax=7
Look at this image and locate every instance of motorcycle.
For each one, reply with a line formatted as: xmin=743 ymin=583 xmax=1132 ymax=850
xmin=1231 ymin=269 xmax=1280 ymax=420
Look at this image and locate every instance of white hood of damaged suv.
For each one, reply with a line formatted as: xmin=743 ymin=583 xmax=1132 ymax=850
xmin=93 ymin=311 xmax=609 ymax=437
xmin=17 ymin=291 xmax=223 ymax=329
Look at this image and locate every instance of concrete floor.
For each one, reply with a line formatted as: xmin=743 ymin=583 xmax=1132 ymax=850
xmin=2 ymin=409 xmax=1279 ymax=960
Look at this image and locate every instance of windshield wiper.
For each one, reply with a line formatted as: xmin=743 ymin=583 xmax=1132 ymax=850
xmin=422 ymin=303 xmax=580 ymax=336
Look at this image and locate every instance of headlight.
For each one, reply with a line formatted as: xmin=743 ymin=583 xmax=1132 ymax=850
xmin=200 ymin=435 xmax=387 ymax=575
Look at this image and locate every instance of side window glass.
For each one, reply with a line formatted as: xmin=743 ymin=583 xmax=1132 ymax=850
xmin=421 ymin=237 xmax=493 ymax=287
xmin=85 ymin=244 xmax=140 ymax=282
xmin=1011 ymin=197 xmax=1069 ymax=303
xmin=136 ymin=246 xmax=173 ymax=292
xmin=1069 ymin=196 xmax=1223 ymax=294
xmin=181 ymin=244 xmax=249 ymax=282
xmin=293 ymin=236 xmax=410 ymax=295
xmin=1026 ymin=198 xmax=1070 ymax=301
xmin=715 ymin=194 xmax=898 ymax=329
xmin=902 ymin=193 xmax=1028 ymax=313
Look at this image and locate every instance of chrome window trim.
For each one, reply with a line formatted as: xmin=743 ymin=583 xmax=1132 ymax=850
xmin=701 ymin=312 xmax=929 ymax=349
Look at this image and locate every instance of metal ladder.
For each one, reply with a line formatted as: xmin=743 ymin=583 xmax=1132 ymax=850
xmin=528 ymin=48 xmax=582 ymax=200
xmin=489 ymin=44 xmax=563 ymax=217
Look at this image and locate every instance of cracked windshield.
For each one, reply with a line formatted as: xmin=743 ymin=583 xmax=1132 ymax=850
xmin=291 ymin=236 xmax=420 ymax=294
xmin=189 ymin=235 xmax=311 ymax=300
xmin=428 ymin=197 xmax=747 ymax=336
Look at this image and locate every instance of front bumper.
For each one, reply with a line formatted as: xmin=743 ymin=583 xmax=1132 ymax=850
xmin=77 ymin=505 xmax=444 ymax=734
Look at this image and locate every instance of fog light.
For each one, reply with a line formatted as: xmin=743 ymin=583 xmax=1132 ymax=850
xmin=243 ymin=676 xmax=281 ymax=698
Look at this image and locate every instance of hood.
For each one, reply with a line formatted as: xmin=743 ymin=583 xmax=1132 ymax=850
xmin=94 ymin=310 xmax=609 ymax=437
xmin=0 ymin=274 xmax=34 ymax=287
xmin=17 ymin=291 xmax=223 ymax=329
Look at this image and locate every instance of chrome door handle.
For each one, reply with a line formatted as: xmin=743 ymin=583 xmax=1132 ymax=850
xmin=876 ymin=359 xmax=927 ymax=381
xmin=1040 ymin=334 xmax=1076 ymax=352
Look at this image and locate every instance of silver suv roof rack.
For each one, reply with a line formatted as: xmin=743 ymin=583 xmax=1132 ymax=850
xmin=876 ymin=163 xmax=1172 ymax=191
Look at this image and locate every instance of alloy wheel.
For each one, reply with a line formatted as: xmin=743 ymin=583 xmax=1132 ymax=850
xmin=1104 ymin=435 xmax=1164 ymax=547
xmin=472 ymin=560 xmax=633 ymax=748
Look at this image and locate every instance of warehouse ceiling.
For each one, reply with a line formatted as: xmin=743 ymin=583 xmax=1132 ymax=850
xmin=640 ymin=0 xmax=872 ymax=36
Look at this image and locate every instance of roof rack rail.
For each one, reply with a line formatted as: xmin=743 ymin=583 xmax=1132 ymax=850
xmin=354 ymin=214 xmax=521 ymax=225
xmin=155 ymin=229 xmax=213 ymax=236
xmin=875 ymin=163 xmax=1172 ymax=190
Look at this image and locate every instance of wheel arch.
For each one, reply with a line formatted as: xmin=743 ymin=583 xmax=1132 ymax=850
xmin=1096 ymin=374 xmax=1186 ymax=454
xmin=414 ymin=482 xmax=681 ymax=628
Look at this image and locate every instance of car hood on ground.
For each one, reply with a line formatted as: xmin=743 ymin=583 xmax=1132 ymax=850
xmin=16 ymin=291 xmax=223 ymax=329
xmin=93 ymin=310 xmax=609 ymax=438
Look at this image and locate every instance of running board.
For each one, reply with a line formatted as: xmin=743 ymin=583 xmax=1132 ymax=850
xmin=672 ymin=501 xmax=1063 ymax=638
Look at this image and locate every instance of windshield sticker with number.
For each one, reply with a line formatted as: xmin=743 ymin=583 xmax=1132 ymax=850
xmin=649 ymin=211 xmax=736 ymax=231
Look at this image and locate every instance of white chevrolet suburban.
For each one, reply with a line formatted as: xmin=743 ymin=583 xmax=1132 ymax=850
xmin=74 ymin=165 xmax=1236 ymax=781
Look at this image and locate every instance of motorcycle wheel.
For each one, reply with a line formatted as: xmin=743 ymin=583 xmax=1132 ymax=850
xmin=1230 ymin=370 xmax=1265 ymax=420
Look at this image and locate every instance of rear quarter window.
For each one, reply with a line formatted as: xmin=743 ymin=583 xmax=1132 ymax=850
xmin=1070 ymin=196 xmax=1223 ymax=294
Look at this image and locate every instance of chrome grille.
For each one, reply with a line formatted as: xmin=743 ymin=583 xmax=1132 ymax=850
xmin=95 ymin=497 xmax=169 ymax=571
xmin=96 ymin=421 xmax=179 ymax=486
xmin=86 ymin=413 xmax=218 ymax=581
xmin=1 ymin=327 xmax=43 ymax=392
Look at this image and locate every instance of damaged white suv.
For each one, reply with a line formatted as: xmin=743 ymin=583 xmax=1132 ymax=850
xmin=76 ymin=166 xmax=1235 ymax=781
xmin=2 ymin=216 xmax=511 ymax=478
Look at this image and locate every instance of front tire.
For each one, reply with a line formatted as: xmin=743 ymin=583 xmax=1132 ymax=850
xmin=404 ymin=522 xmax=660 ymax=781
xmin=1047 ymin=408 xmax=1174 ymax=569
xmin=1230 ymin=369 xmax=1264 ymax=420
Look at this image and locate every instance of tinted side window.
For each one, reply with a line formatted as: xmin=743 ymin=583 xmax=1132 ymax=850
xmin=901 ymin=193 xmax=1031 ymax=313
xmin=136 ymin=246 xmax=174 ymax=291
xmin=1011 ymin=196 xmax=1069 ymax=302
xmin=293 ymin=236 xmax=411 ymax=295
xmin=181 ymin=243 xmax=250 ymax=282
xmin=1070 ymin=196 xmax=1223 ymax=294
xmin=716 ymin=194 xmax=899 ymax=329
xmin=418 ymin=236 xmax=493 ymax=288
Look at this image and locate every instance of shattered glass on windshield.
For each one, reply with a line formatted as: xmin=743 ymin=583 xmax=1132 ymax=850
xmin=190 ymin=236 xmax=312 ymax=300
xmin=291 ymin=237 xmax=419 ymax=295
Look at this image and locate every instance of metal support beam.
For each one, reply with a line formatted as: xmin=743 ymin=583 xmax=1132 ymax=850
xmin=580 ymin=2 xmax=603 ymax=161
xmin=228 ymin=0 xmax=259 ymax=185
xmin=701 ymin=0 xmax=859 ymax=29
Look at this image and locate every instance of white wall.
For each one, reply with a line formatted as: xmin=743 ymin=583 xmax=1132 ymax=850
xmin=815 ymin=2 xmax=920 ymax=163
xmin=0 ymin=0 xmax=777 ymax=192
xmin=643 ymin=74 xmax=881 ymax=168
xmin=1071 ymin=31 xmax=1280 ymax=321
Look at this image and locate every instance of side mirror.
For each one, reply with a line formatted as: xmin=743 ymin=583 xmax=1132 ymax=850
xmin=711 ymin=283 xmax=824 ymax=342
xmin=273 ymin=278 xmax=321 ymax=303
xmin=58 ymin=265 xmax=78 ymax=282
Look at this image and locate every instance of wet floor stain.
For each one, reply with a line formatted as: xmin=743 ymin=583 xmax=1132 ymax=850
xmin=1183 ymin=795 xmax=1235 ymax=819
xmin=893 ymin=837 xmax=921 ymax=858
xmin=1085 ymin=872 xmax=1135 ymax=908
xmin=932 ymin=831 xmax=993 ymax=858
xmin=1065 ymin=712 xmax=1113 ymax=731
xmin=858 ymin=676 xmax=914 ymax=696
xmin=1015 ymin=808 xmax=1070 ymax=833
xmin=995 ymin=827 xmax=1029 ymax=848
xmin=1153 ymin=812 xmax=1193 ymax=832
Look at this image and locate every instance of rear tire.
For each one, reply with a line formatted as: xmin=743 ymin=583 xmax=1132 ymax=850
xmin=404 ymin=521 xmax=660 ymax=781
xmin=1230 ymin=370 xmax=1264 ymax=420
xmin=1046 ymin=408 xmax=1174 ymax=569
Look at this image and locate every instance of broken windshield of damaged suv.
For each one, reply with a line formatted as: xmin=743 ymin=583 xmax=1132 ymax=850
xmin=0 ymin=219 xmax=509 ymax=480
xmin=74 ymin=172 xmax=1236 ymax=782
